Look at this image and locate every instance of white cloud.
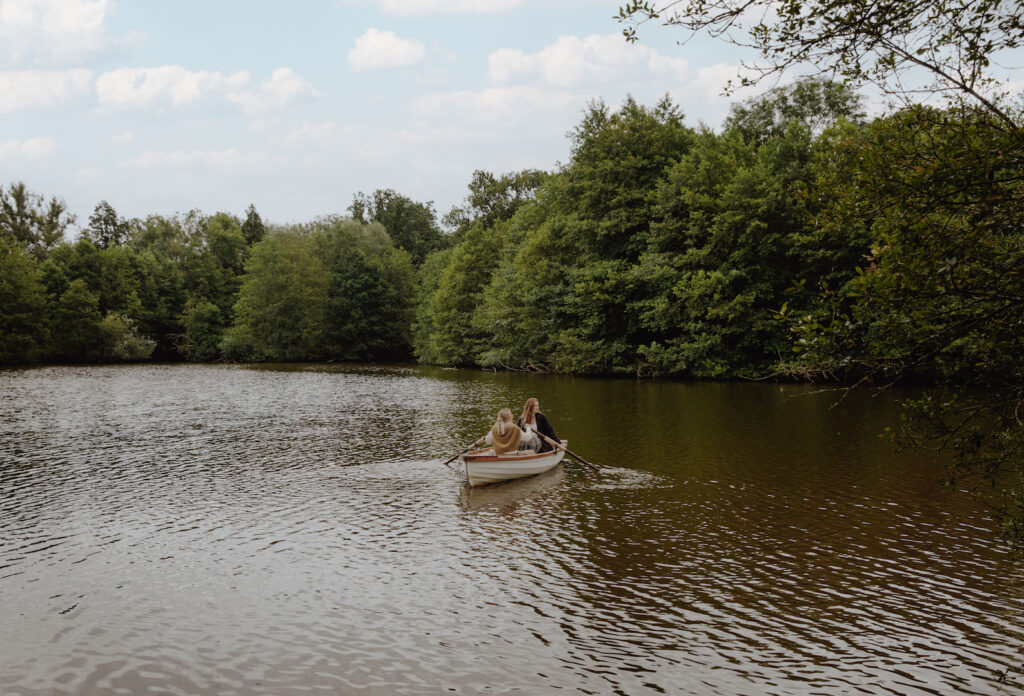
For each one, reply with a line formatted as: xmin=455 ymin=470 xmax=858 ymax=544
xmin=96 ymin=66 xmax=251 ymax=108
xmin=0 ymin=136 xmax=57 ymax=158
xmin=691 ymin=63 xmax=750 ymax=99
xmin=94 ymin=66 xmax=315 ymax=114
xmin=110 ymin=132 xmax=133 ymax=144
xmin=120 ymin=148 xmax=270 ymax=171
xmin=226 ymin=68 xmax=318 ymax=115
xmin=413 ymin=85 xmax=579 ymax=124
xmin=432 ymin=41 xmax=457 ymax=63
xmin=348 ymin=28 xmax=426 ymax=71
xmin=0 ymin=69 xmax=92 ymax=112
xmin=668 ymin=63 xmax=767 ymax=107
xmin=283 ymin=121 xmax=337 ymax=144
xmin=357 ymin=123 xmax=490 ymax=159
xmin=483 ymin=34 xmax=770 ymax=123
xmin=366 ymin=0 xmax=523 ymax=14
xmin=247 ymin=117 xmax=280 ymax=133
xmin=0 ymin=0 xmax=120 ymax=63
xmin=489 ymin=33 xmax=689 ymax=87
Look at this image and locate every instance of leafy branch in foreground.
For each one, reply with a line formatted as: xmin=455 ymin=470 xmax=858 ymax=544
xmin=778 ymin=105 xmax=1024 ymax=552
xmin=617 ymin=0 xmax=1024 ymax=128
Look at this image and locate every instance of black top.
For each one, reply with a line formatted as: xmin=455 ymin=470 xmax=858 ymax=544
xmin=517 ymin=412 xmax=560 ymax=452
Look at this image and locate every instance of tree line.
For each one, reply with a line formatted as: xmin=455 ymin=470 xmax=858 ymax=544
xmin=0 ymin=78 xmax=1015 ymax=385
xmin=0 ymin=186 xmax=444 ymax=364
xmin=5 ymin=77 xmax=1012 ymax=380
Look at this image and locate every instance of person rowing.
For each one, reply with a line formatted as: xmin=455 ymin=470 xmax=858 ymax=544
xmin=516 ymin=397 xmax=560 ymax=453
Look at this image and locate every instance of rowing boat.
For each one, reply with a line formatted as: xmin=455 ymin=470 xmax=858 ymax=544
xmin=461 ymin=441 xmax=567 ymax=487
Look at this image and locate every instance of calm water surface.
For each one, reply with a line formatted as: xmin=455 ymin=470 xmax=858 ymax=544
xmin=1 ymin=364 xmax=1023 ymax=695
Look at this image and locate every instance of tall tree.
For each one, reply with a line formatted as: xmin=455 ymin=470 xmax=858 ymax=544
xmin=0 ymin=182 xmax=74 ymax=260
xmin=224 ymin=231 xmax=328 ymax=361
xmin=125 ymin=216 xmax=190 ymax=358
xmin=48 ymin=279 xmax=103 ymax=362
xmin=563 ymin=95 xmax=692 ymax=261
xmin=83 ymin=201 xmax=129 ymax=248
xmin=411 ymin=248 xmax=455 ymax=364
xmin=314 ymin=219 xmax=416 ymax=361
xmin=424 ymin=221 xmax=505 ymax=365
xmin=724 ymin=78 xmax=865 ymax=145
xmin=632 ymin=80 xmax=868 ymax=376
xmin=545 ymin=96 xmax=694 ymax=373
xmin=0 ymin=236 xmax=48 ymax=363
xmin=348 ymin=189 xmax=444 ymax=266
xmin=443 ymin=169 xmax=548 ymax=238
xmin=241 ymin=204 xmax=266 ymax=245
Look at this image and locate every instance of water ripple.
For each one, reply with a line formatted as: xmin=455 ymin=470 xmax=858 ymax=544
xmin=1 ymin=365 xmax=1023 ymax=695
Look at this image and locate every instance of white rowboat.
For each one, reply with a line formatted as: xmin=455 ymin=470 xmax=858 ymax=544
xmin=461 ymin=441 xmax=567 ymax=487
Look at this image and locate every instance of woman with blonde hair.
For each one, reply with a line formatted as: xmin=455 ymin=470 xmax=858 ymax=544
xmin=483 ymin=408 xmax=534 ymax=455
xmin=517 ymin=397 xmax=560 ymax=453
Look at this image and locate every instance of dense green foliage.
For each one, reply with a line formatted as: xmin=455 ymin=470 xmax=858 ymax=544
xmin=443 ymin=169 xmax=548 ymax=240
xmin=0 ymin=182 xmax=74 ymax=261
xmin=223 ymin=229 xmax=327 ymax=362
xmin=413 ymin=88 xmax=868 ymax=377
xmin=0 ymin=83 xmax=881 ymax=375
xmin=0 ymin=236 xmax=47 ymax=363
xmin=0 ymin=199 xmax=416 ymax=364
xmin=2 ymin=83 xmax=1009 ymax=381
xmin=314 ymin=219 xmax=415 ymax=361
xmin=348 ymin=189 xmax=446 ymax=266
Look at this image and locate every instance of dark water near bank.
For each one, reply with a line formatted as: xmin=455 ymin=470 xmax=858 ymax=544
xmin=1 ymin=364 xmax=1023 ymax=695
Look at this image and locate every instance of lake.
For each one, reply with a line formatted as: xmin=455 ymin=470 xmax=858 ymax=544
xmin=1 ymin=363 xmax=1022 ymax=695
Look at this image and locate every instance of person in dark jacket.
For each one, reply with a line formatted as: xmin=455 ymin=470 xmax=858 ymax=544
xmin=517 ymin=397 xmax=560 ymax=453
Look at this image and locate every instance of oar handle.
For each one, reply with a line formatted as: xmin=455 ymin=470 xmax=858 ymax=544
xmin=440 ymin=437 xmax=484 ymax=468
xmin=533 ymin=431 xmax=600 ymax=472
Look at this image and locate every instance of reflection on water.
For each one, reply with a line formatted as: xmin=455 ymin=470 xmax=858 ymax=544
xmin=459 ymin=466 xmax=567 ymax=512
xmin=1 ymin=363 xmax=1023 ymax=695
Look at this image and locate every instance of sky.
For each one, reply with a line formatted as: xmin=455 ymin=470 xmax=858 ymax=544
xmin=1 ymin=0 xmax=781 ymax=229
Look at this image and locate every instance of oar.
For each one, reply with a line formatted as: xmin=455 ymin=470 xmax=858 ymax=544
xmin=533 ymin=431 xmax=600 ymax=472
xmin=439 ymin=437 xmax=484 ymax=469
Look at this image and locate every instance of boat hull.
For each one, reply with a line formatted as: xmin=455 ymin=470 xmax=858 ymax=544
xmin=461 ymin=442 xmax=567 ymax=487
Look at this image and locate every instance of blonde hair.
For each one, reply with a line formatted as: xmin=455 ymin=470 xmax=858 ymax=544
xmin=494 ymin=408 xmax=515 ymax=436
xmin=520 ymin=397 xmax=539 ymax=427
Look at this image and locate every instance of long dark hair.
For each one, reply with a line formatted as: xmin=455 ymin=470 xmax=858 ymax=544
xmin=520 ymin=397 xmax=539 ymax=426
